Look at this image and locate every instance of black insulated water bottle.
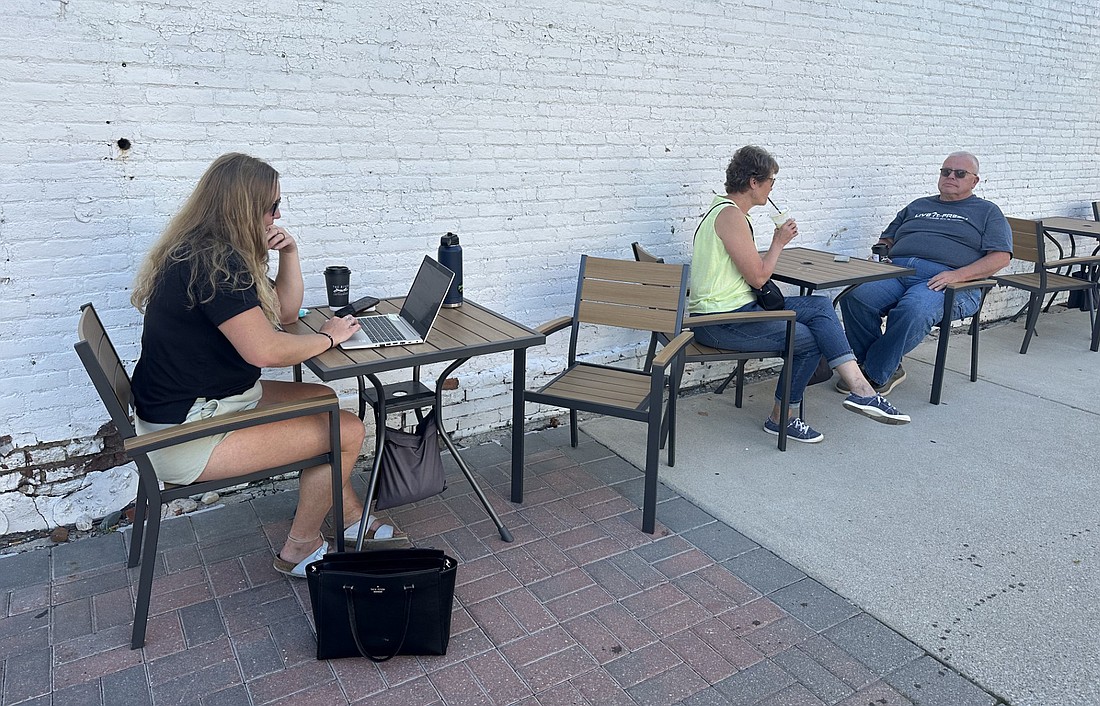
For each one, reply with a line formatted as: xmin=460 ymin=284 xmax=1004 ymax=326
xmin=438 ymin=232 xmax=463 ymax=308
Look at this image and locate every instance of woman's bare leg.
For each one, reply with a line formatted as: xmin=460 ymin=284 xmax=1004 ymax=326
xmin=769 ymin=360 xmax=876 ymax=421
xmin=834 ymin=360 xmax=877 ymax=397
xmin=199 ymin=380 xmax=366 ymax=564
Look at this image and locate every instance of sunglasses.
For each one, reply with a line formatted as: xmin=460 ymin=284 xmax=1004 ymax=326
xmin=939 ymin=168 xmax=976 ymax=179
xmin=270 ymin=198 xmax=281 ymax=216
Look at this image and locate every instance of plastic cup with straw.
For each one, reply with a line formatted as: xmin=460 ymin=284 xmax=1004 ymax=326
xmin=768 ymin=197 xmax=791 ymax=227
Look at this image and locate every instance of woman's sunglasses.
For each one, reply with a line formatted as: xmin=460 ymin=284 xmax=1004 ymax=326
xmin=939 ymin=168 xmax=976 ymax=179
xmin=270 ymin=198 xmax=281 ymax=216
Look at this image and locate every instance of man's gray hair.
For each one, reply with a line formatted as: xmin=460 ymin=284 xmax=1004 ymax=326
xmin=947 ymin=151 xmax=980 ymax=173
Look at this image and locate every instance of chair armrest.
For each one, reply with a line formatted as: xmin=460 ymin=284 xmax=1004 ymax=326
xmin=683 ymin=310 xmax=796 ymax=327
xmin=536 ymin=316 xmax=574 ymax=336
xmin=125 ymin=393 xmax=341 ymax=455
xmin=1045 ymin=256 xmax=1100 ymax=269
xmin=650 ymin=331 xmax=695 ymax=370
xmin=944 ymin=278 xmax=997 ymax=292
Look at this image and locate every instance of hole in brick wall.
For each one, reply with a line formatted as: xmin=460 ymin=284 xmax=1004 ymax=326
xmin=117 ymin=138 xmax=131 ymax=151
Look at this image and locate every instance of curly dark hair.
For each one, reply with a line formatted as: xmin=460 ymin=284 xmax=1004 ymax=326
xmin=724 ymin=145 xmax=779 ymax=193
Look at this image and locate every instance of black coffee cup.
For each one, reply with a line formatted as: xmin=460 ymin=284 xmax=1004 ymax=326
xmin=324 ymin=266 xmax=351 ymax=308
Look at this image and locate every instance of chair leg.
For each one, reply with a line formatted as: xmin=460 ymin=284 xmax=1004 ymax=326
xmin=659 ymin=356 xmax=685 ymax=453
xmin=130 ymin=501 xmax=163 ymax=649
xmin=127 ymin=483 xmax=149 ymax=569
xmin=1091 ymin=287 xmax=1100 ymax=352
xmin=642 ymin=333 xmax=659 ymax=373
xmin=714 ymin=366 xmax=738 ymax=396
xmin=734 ymin=360 xmax=746 ymax=408
xmin=778 ymin=321 xmax=795 ymax=451
xmin=930 ymin=288 xmax=955 ymax=405
xmin=970 ymin=288 xmax=990 ymax=381
xmin=666 ymin=368 xmax=676 ymax=468
xmin=642 ymin=379 xmax=663 ymax=534
xmin=569 ymin=409 xmax=578 ymax=448
xmin=1020 ymin=293 xmax=1042 ymax=354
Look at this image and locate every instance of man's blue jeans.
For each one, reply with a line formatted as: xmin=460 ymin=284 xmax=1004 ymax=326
xmin=692 ymin=295 xmax=856 ymax=405
xmin=839 ymin=256 xmax=982 ymax=386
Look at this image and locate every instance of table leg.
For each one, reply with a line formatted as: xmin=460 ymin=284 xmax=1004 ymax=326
xmin=433 ymin=358 xmax=513 ymax=542
xmin=328 ymin=406 xmax=344 ymax=553
xmin=351 ymin=373 xmax=388 ymax=551
xmin=437 ymin=429 xmax=513 ymax=542
xmin=511 ymin=347 xmax=527 ymax=504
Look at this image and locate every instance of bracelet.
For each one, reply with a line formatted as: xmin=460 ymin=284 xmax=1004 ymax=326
xmin=320 ymin=332 xmax=335 ymax=351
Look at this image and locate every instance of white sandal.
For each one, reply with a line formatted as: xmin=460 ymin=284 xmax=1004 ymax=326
xmin=343 ymin=515 xmax=405 ymax=542
xmin=272 ymin=539 xmax=328 ymax=578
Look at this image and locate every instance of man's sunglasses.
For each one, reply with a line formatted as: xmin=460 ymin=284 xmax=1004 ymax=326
xmin=939 ymin=168 xmax=976 ymax=179
xmin=271 ymin=198 xmax=281 ymax=216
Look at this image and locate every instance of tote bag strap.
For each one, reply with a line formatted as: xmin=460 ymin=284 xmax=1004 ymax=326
xmin=691 ymin=199 xmax=752 ymax=243
xmin=344 ymin=583 xmax=414 ymax=662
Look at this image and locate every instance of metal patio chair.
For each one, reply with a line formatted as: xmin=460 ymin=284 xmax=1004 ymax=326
xmin=631 ymin=242 xmax=795 ymax=449
xmin=995 ymin=217 xmax=1100 ymax=354
xmin=521 ymin=256 xmax=694 ymax=534
xmin=74 ymin=303 xmax=344 ymax=649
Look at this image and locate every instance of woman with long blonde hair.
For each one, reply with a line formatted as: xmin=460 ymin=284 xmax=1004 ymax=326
xmin=131 ymin=153 xmax=398 ymax=577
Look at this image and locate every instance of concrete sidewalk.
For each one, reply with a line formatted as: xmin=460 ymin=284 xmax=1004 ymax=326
xmin=583 ymin=307 xmax=1100 ymax=706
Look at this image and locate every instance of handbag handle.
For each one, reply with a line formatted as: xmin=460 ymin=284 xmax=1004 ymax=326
xmin=344 ymin=582 xmax=414 ymax=662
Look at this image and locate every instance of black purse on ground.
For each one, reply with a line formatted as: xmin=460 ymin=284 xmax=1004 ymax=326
xmin=307 ymin=548 xmax=458 ymax=661
xmin=375 ymin=410 xmax=447 ymax=511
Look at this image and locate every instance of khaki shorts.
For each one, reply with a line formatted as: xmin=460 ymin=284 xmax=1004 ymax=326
xmin=135 ymin=381 xmax=264 ymax=486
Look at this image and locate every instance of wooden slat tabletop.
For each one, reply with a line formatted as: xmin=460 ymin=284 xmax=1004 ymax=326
xmin=285 ymin=299 xmax=545 ymax=381
xmin=769 ymin=247 xmax=916 ymax=292
xmin=1041 ymin=217 xmax=1100 ymax=239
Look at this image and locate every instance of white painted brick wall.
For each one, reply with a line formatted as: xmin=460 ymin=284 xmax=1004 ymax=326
xmin=2 ymin=0 xmax=1099 ymax=533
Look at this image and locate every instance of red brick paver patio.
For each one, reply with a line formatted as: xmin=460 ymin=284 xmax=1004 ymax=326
xmin=0 ymin=427 xmax=1000 ymax=705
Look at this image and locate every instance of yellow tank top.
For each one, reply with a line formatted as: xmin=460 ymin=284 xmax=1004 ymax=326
xmin=688 ymin=196 xmax=755 ymax=314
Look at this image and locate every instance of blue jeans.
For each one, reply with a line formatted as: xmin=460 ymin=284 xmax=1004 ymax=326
xmin=692 ymin=295 xmax=856 ymax=405
xmin=839 ymin=256 xmax=982 ymax=386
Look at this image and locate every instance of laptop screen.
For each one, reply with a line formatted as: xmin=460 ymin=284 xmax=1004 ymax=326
xmin=400 ymin=257 xmax=455 ymax=337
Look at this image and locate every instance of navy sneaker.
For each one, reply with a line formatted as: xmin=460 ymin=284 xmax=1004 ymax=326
xmin=842 ymin=393 xmax=911 ymax=424
xmin=763 ymin=416 xmax=824 ymax=443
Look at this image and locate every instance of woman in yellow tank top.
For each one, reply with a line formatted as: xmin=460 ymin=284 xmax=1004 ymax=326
xmin=688 ymin=146 xmax=910 ymax=442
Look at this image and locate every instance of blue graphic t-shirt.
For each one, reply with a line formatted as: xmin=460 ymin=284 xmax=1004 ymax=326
xmin=883 ymin=194 xmax=1012 ymax=268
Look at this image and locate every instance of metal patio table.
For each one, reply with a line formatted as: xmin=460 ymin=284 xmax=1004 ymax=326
xmin=289 ymin=299 xmax=544 ymax=550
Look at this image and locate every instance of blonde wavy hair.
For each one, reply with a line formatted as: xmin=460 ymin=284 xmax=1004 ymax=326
xmin=131 ymin=153 xmax=281 ymax=324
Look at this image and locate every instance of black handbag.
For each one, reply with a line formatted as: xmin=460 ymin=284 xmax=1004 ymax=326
xmin=753 ymin=280 xmax=786 ymax=311
xmin=807 ymin=355 xmax=833 ymax=385
xmin=307 ymin=548 xmax=458 ymax=661
xmin=1066 ymin=269 xmax=1093 ymax=311
xmin=375 ymin=410 xmax=447 ymax=510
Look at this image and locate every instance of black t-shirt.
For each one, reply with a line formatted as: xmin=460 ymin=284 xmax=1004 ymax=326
xmin=131 ymin=254 xmax=262 ymax=423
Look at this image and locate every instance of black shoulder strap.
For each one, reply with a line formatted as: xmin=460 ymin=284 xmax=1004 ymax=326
xmin=691 ymin=199 xmax=752 ymax=243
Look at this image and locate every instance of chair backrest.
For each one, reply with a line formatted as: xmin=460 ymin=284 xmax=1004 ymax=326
xmin=631 ymin=241 xmax=665 ymax=264
xmin=1006 ymin=217 xmax=1043 ymax=266
xmin=1093 ymin=201 xmax=1099 ymax=222
xmin=74 ymin=303 xmax=137 ymax=439
xmin=573 ymin=255 xmax=688 ymax=339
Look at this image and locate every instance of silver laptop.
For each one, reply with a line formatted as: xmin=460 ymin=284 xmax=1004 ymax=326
xmin=339 ymin=256 xmax=455 ymax=350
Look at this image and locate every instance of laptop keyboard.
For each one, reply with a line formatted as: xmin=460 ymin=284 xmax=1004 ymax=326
xmin=357 ymin=315 xmax=408 ymax=344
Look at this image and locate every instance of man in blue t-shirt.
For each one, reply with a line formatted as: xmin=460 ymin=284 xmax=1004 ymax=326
xmin=838 ymin=152 xmax=1012 ymax=393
